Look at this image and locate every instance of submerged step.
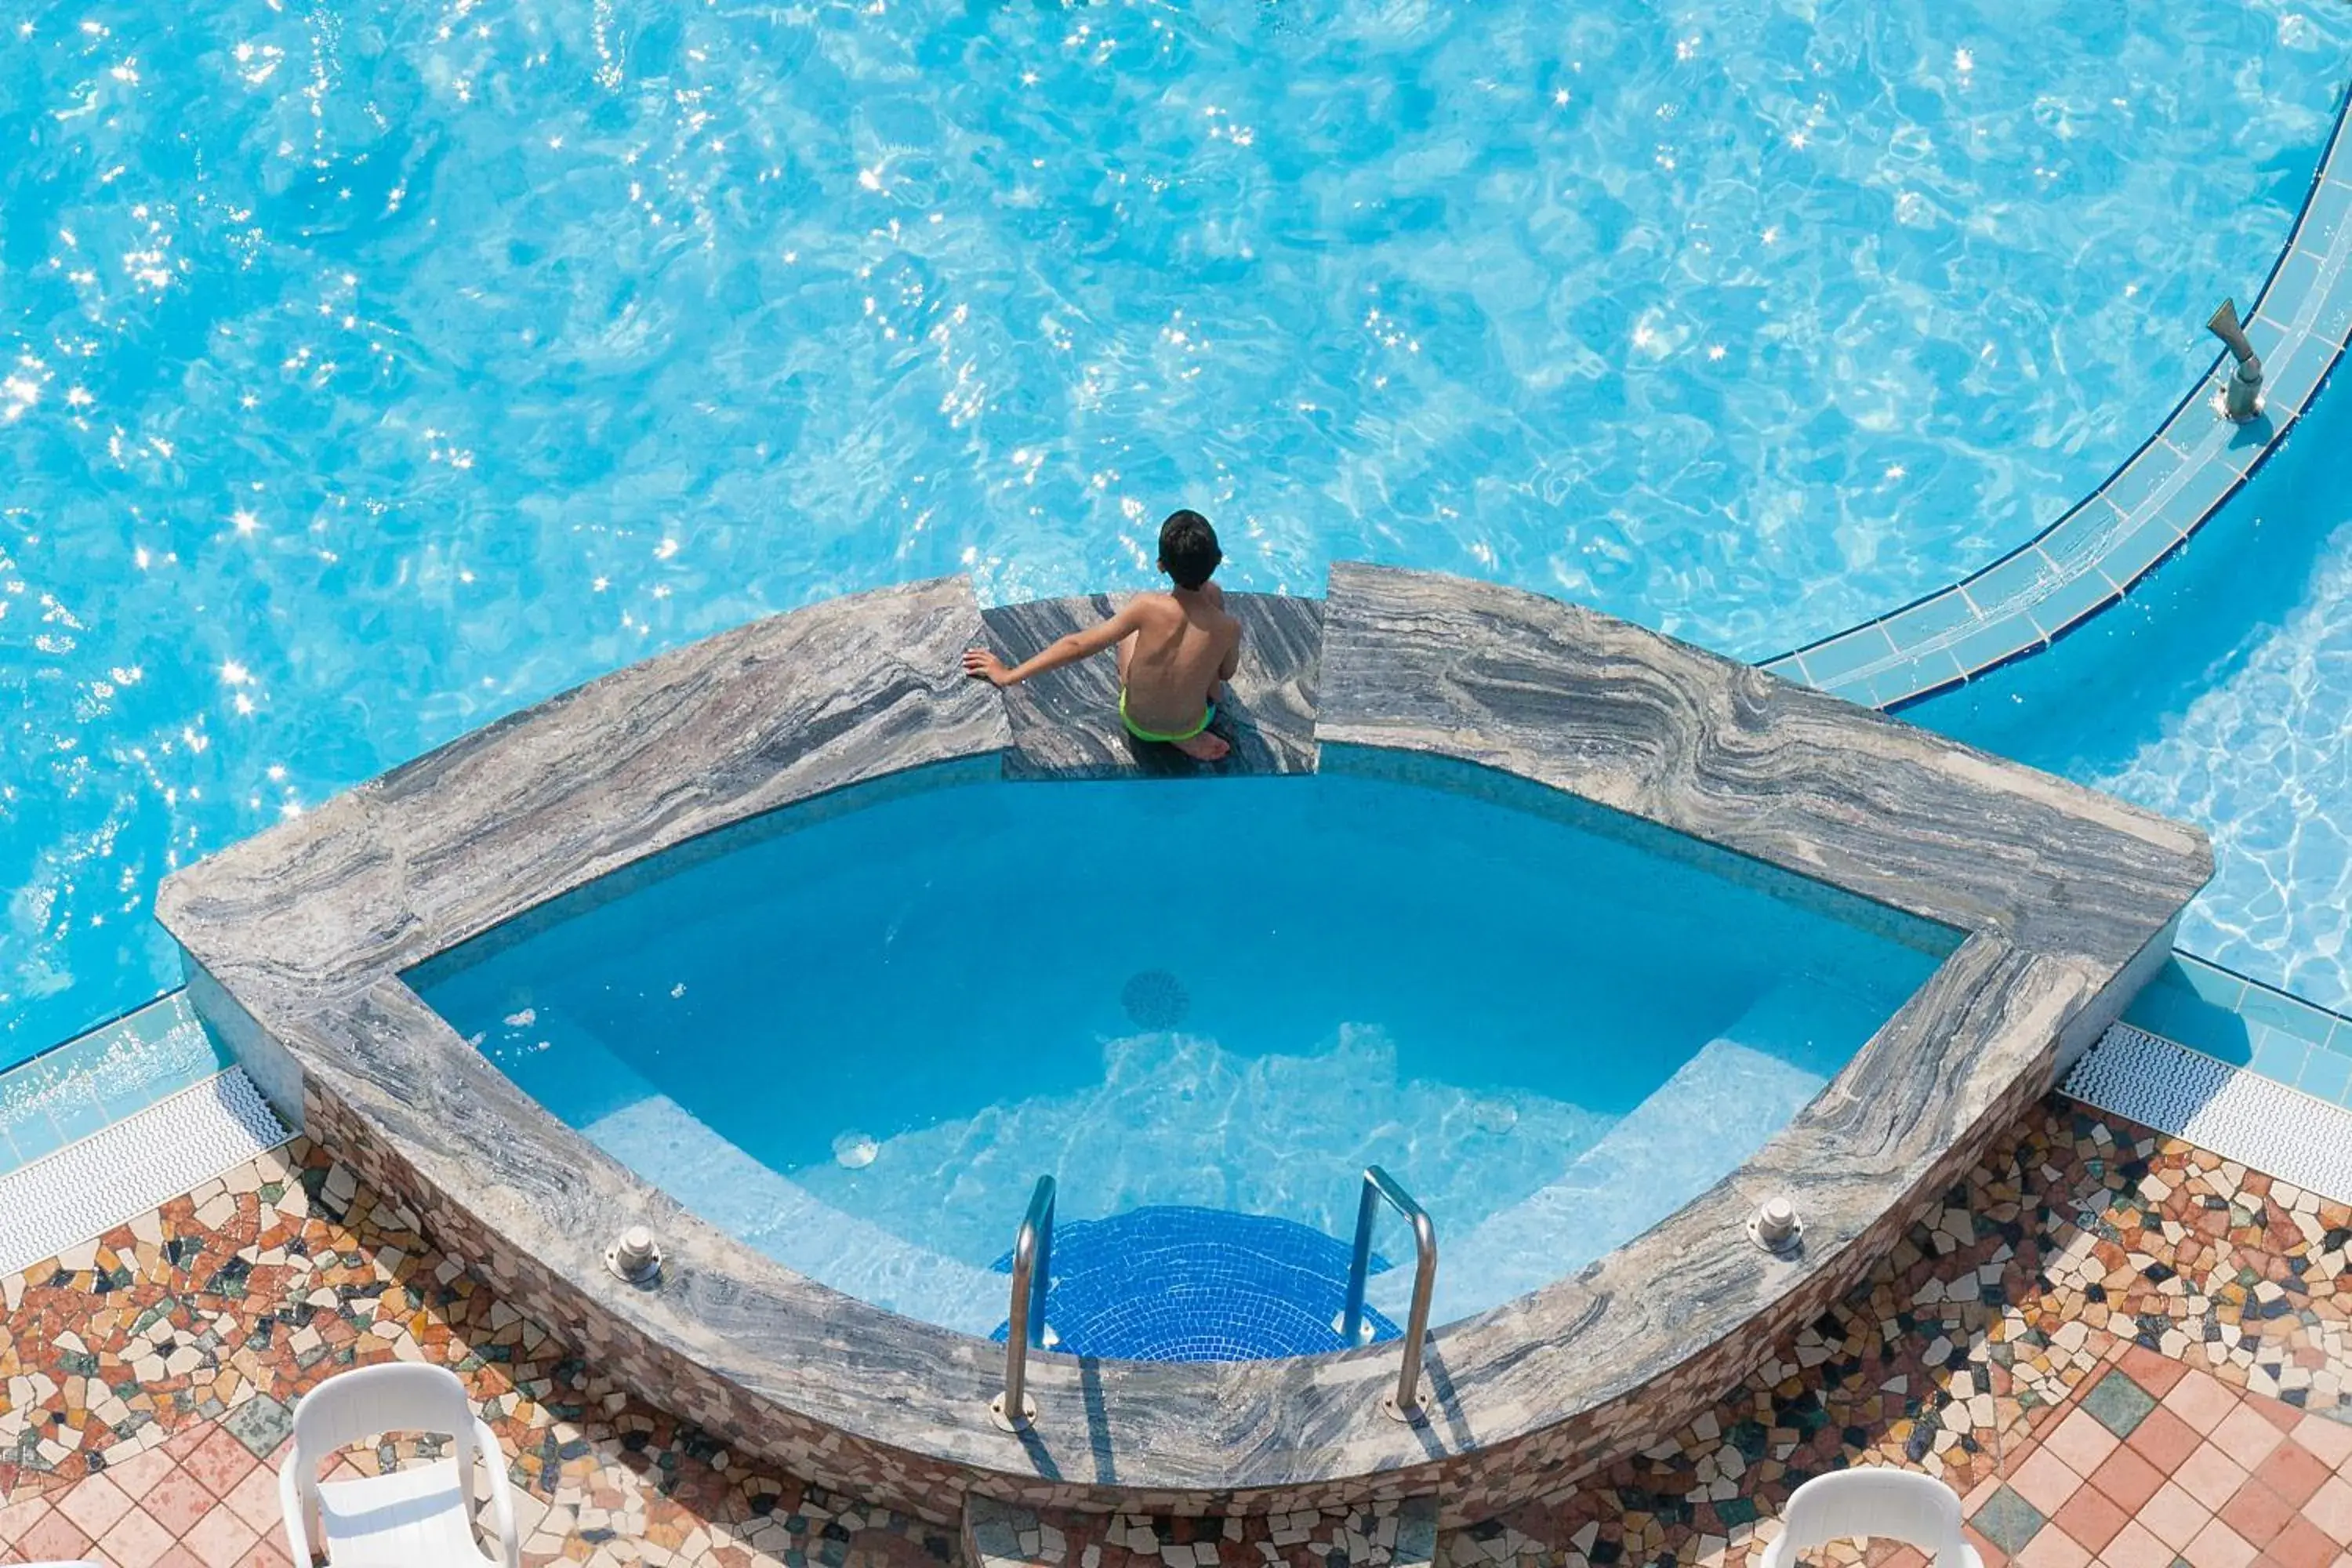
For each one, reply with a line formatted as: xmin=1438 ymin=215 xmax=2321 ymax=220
xmin=963 ymin=1495 xmax=1438 ymax=1568
xmin=1002 ymin=1205 xmax=1399 ymax=1361
xmin=1396 ymin=975 xmax=1884 ymax=1323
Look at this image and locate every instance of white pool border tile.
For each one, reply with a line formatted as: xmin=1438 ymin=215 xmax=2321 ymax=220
xmin=2063 ymin=1022 xmax=2352 ymax=1206
xmin=0 ymin=1068 xmax=288 ymax=1279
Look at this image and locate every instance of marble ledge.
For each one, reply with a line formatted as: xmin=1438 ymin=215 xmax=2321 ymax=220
xmin=158 ymin=575 xmax=1011 ymax=1003
xmin=1316 ymin=562 xmax=2212 ymax=967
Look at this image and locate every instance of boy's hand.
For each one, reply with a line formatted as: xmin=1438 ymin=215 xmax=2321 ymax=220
xmin=962 ymin=648 xmax=1015 ymax=685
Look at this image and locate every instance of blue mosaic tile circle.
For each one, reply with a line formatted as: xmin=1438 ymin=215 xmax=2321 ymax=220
xmin=993 ymin=1205 xmax=1399 ymax=1362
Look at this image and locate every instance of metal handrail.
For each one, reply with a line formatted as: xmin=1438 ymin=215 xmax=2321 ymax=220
xmin=1339 ymin=1164 xmax=1437 ymax=1423
xmin=989 ymin=1175 xmax=1056 ymax=1432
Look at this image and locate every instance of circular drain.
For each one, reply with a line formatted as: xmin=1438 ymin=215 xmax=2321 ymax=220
xmin=1121 ymin=969 xmax=1190 ymax=1029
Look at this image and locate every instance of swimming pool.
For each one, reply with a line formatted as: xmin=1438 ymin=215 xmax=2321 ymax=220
xmin=6 ymin=0 xmax=2346 ymax=1065
xmin=411 ymin=766 xmax=1951 ymax=1349
xmin=1908 ymin=364 xmax=2351 ymax=1014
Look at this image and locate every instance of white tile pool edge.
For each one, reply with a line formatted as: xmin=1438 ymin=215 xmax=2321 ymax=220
xmin=0 ymin=1067 xmax=289 ymax=1279
xmin=2063 ymin=1022 xmax=2352 ymax=1206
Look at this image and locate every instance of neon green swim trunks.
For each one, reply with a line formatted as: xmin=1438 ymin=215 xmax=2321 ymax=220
xmin=1119 ymin=688 xmax=1215 ymax=745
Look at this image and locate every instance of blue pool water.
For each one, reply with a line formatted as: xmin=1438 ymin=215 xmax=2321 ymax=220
xmin=1910 ymin=368 xmax=2352 ymax=1014
xmin=5 ymin=0 xmax=2347 ymax=1065
xmin=413 ymin=765 xmax=1952 ymax=1341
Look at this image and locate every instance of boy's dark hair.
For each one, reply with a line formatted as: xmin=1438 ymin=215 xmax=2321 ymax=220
xmin=1158 ymin=509 xmax=1221 ymax=590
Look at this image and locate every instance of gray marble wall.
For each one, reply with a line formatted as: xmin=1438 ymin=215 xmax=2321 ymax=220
xmin=158 ymin=567 xmax=2212 ymax=1528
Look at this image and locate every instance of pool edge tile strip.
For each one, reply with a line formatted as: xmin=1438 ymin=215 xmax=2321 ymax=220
xmin=2125 ymin=950 xmax=2352 ymax=1109
xmin=2061 ymin=1022 xmax=2352 ymax=1207
xmin=1765 ymin=85 xmax=2352 ymax=712
xmin=0 ymin=1066 xmax=289 ymax=1279
xmin=0 ymin=989 xmax=227 ymax=1175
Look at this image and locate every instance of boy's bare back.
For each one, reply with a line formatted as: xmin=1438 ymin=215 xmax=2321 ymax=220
xmin=961 ymin=509 xmax=1243 ymax=761
xmin=1114 ymin=585 xmax=1242 ymax=744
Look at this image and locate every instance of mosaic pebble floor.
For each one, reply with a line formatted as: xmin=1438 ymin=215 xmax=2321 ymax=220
xmin=0 ymin=1097 xmax=2347 ymax=1568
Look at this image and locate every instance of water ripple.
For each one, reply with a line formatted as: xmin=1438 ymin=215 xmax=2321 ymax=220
xmin=2 ymin=0 xmax=2346 ymax=1054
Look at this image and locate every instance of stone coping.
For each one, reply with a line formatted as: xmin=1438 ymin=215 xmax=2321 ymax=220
xmin=155 ymin=566 xmax=2212 ymax=1523
xmin=1765 ymin=85 xmax=2352 ymax=711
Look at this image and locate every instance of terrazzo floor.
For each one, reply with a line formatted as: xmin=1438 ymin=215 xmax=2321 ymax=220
xmin=0 ymin=1097 xmax=2346 ymax=1568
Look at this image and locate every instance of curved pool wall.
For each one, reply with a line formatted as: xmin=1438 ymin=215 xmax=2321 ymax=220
xmin=1765 ymin=85 xmax=2352 ymax=712
xmin=406 ymin=764 xmax=1957 ymax=1346
xmin=157 ymin=564 xmax=2210 ymax=1523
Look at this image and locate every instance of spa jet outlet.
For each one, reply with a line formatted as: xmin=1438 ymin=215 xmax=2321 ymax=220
xmin=606 ymin=1225 xmax=664 ymax=1287
xmin=1748 ymin=1196 xmax=1802 ymax=1254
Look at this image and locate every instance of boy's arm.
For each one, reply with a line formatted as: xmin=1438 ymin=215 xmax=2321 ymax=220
xmin=963 ymin=601 xmax=1144 ymax=688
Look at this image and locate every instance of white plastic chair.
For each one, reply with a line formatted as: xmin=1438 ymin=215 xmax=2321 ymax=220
xmin=278 ymin=1363 xmax=521 ymax=1568
xmin=1758 ymin=1467 xmax=1983 ymax=1568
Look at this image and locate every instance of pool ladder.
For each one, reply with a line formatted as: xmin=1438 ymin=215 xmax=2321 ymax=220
xmin=1339 ymin=1165 xmax=1439 ymax=1423
xmin=988 ymin=1174 xmax=1056 ymax=1432
xmin=986 ymin=1165 xmax=1438 ymax=1432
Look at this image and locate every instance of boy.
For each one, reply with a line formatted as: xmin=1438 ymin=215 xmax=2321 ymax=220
xmin=964 ymin=510 xmax=1243 ymax=761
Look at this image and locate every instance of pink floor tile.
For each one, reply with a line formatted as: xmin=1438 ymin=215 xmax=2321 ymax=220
xmin=145 ymin=1465 xmax=228 ymax=1537
xmin=105 ymin=1443 xmax=183 ymax=1502
xmin=2168 ymin=1374 xmax=2244 ymax=1437
xmin=237 ymin=1534 xmax=296 ymax=1567
xmin=2249 ymin=1396 xmax=2305 ymax=1436
xmin=2307 ymin=1476 xmax=2352 ymax=1547
xmin=2268 ymin=1516 xmax=2346 ymax=1568
xmin=2053 ymin=1486 xmax=2131 ymax=1555
xmin=2220 ymin=1480 xmax=2299 ymax=1548
xmin=181 ymin=1501 xmax=265 ymax=1568
xmin=2013 ymin=1447 xmax=2088 ymax=1515
xmin=11 ymin=1504 xmax=93 ymax=1563
xmin=2180 ymin=1445 xmax=2256 ymax=1511
xmin=2295 ymin=1418 xmax=2352 ymax=1475
xmin=2143 ymin=1481 xmax=2216 ymax=1552
xmin=2089 ymin=1446 xmax=2165 ymax=1514
xmin=2262 ymin=1443 xmax=2340 ymax=1511
xmin=2017 ymin=1527 xmax=2093 ymax=1568
xmin=56 ymin=1471 xmax=135 ymax=1539
xmin=2049 ymin=1410 xmax=2123 ymax=1477
xmin=2217 ymin=1406 xmax=2292 ymax=1469
xmin=2099 ymin=1519 xmax=2176 ymax=1568
xmin=96 ymin=1503 xmax=182 ymax=1568
xmin=2120 ymin=1346 xmax=2191 ymax=1399
xmin=2184 ymin=1518 xmax=2259 ymax=1568
xmin=221 ymin=1457 xmax=286 ymax=1536
xmin=1965 ymin=1523 xmax=2011 ymax=1568
xmin=2130 ymin=1406 xmax=2206 ymax=1473
xmin=0 ymin=1494 xmax=51 ymax=1548
xmin=185 ymin=1426 xmax=261 ymax=1500
xmin=165 ymin=1424 xmax=218 ymax=1461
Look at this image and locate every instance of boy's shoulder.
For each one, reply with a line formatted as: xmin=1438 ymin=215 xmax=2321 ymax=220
xmin=1132 ymin=589 xmax=1185 ymax=618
